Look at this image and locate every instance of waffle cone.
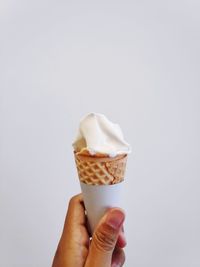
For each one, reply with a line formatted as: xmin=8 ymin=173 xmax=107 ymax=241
xmin=74 ymin=152 xmax=127 ymax=185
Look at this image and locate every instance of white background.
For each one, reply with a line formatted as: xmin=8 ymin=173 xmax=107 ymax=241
xmin=1 ymin=1 xmax=200 ymax=266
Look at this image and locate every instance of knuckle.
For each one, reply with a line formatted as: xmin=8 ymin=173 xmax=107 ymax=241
xmin=93 ymin=224 xmax=117 ymax=252
xmin=120 ymin=249 xmax=126 ymax=266
xmin=68 ymin=194 xmax=80 ymax=206
xmin=54 ymin=242 xmax=63 ymax=260
xmin=123 ymin=254 xmax=126 ymax=266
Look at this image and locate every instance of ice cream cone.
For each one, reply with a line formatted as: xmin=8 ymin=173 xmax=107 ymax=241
xmin=74 ymin=152 xmax=127 ymax=233
xmin=74 ymin=152 xmax=127 ymax=185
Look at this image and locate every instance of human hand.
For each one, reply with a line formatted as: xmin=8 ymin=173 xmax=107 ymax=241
xmin=52 ymin=194 xmax=126 ymax=267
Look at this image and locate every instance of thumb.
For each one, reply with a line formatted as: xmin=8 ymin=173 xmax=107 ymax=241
xmin=85 ymin=208 xmax=125 ymax=267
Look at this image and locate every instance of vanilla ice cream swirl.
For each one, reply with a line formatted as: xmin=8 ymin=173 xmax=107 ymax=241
xmin=73 ymin=113 xmax=131 ymax=157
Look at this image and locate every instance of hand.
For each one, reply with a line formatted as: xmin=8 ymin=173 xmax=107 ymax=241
xmin=52 ymin=194 xmax=126 ymax=267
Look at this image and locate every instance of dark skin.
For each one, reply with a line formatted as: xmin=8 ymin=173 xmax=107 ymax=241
xmin=52 ymin=194 xmax=126 ymax=267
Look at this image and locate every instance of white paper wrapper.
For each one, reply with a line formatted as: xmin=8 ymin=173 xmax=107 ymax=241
xmin=80 ymin=181 xmax=124 ymax=234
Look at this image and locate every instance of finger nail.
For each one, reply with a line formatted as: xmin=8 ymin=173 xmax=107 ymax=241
xmin=106 ymin=209 xmax=125 ymax=230
xmin=112 ymin=263 xmax=120 ymax=267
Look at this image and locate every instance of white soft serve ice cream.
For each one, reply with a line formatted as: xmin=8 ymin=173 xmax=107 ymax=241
xmin=73 ymin=113 xmax=131 ymax=157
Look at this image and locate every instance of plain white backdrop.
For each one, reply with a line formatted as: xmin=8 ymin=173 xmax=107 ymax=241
xmin=0 ymin=1 xmax=200 ymax=266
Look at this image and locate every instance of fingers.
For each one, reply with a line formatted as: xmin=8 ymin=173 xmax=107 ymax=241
xmin=63 ymin=194 xmax=85 ymax=230
xmin=111 ymin=247 xmax=125 ymax=267
xmin=116 ymin=227 xmax=127 ymax=248
xmin=52 ymin=194 xmax=90 ymax=267
xmin=85 ymin=208 xmax=125 ymax=267
xmin=61 ymin=194 xmax=89 ymax=246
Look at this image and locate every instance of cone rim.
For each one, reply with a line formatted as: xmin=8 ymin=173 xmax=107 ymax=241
xmin=79 ymin=180 xmax=124 ymax=186
xmin=74 ymin=151 xmax=127 ymax=162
